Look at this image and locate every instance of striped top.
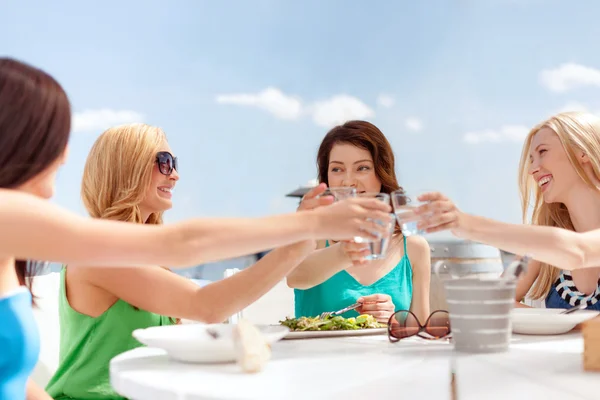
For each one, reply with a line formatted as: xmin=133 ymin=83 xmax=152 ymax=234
xmin=545 ymin=271 xmax=600 ymax=310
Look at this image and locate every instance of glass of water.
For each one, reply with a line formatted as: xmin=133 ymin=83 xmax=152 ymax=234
xmin=320 ymin=186 xmax=357 ymax=201
xmin=354 ymin=192 xmax=395 ymax=260
xmin=391 ymin=189 xmax=427 ymax=237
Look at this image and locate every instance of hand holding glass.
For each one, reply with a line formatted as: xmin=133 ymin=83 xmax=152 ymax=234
xmin=353 ymin=192 xmax=395 ymax=260
xmin=391 ymin=189 xmax=428 ymax=236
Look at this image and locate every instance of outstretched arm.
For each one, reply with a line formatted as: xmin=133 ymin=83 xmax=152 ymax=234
xmin=416 ymin=192 xmax=592 ymax=271
xmin=74 ymin=241 xmax=315 ymax=323
xmin=286 ymin=243 xmax=351 ymax=289
xmin=0 ymin=189 xmax=391 ymax=268
xmin=457 ymin=214 xmax=589 ymax=270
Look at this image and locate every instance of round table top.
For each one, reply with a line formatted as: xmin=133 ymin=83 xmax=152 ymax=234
xmin=110 ymin=332 xmax=599 ymax=400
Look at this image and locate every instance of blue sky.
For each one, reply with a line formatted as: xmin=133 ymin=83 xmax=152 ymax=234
xmin=3 ymin=0 xmax=600 ymax=229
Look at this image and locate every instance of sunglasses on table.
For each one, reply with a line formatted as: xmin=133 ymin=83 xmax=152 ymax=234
xmin=387 ymin=309 xmax=451 ymax=342
xmin=156 ymin=151 xmax=178 ymax=176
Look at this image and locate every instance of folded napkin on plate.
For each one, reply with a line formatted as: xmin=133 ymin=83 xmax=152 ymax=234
xmin=233 ymin=319 xmax=271 ymax=373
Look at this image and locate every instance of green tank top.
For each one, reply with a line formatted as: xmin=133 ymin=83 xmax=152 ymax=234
xmin=294 ymin=238 xmax=413 ymax=318
xmin=45 ymin=268 xmax=175 ymax=400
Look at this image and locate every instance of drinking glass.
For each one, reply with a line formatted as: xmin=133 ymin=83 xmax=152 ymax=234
xmin=320 ymin=186 xmax=357 ymax=201
xmin=353 ymin=192 xmax=394 ymax=260
xmin=391 ymin=189 xmax=427 ymax=236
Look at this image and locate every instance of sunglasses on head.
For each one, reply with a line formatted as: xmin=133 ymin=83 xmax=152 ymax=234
xmin=387 ymin=309 xmax=451 ymax=342
xmin=156 ymin=151 xmax=178 ymax=176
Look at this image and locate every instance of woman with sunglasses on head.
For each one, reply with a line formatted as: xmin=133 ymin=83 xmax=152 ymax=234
xmin=287 ymin=121 xmax=432 ymax=324
xmin=0 ymin=58 xmax=392 ymax=400
xmin=416 ymin=111 xmax=600 ymax=311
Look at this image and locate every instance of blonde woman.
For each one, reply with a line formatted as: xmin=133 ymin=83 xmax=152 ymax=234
xmin=417 ymin=111 xmax=600 ymax=311
xmin=0 ymin=58 xmax=392 ymax=400
xmin=43 ymin=123 xmax=390 ymax=399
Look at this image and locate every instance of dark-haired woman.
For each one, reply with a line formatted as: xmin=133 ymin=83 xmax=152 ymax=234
xmin=287 ymin=121 xmax=431 ymax=324
xmin=0 ymin=59 xmax=393 ymax=399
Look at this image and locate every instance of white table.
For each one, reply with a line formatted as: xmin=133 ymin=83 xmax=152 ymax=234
xmin=110 ymin=332 xmax=600 ymax=400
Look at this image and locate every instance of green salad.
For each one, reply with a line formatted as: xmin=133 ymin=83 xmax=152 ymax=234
xmin=280 ymin=314 xmax=385 ymax=331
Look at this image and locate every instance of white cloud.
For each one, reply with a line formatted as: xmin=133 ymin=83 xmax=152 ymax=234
xmin=216 ymin=88 xmax=375 ymax=128
xmin=463 ymin=125 xmax=529 ymax=144
xmin=558 ymin=101 xmax=590 ymax=113
xmin=215 ymin=87 xmax=303 ymax=120
xmin=556 ymin=102 xmax=600 ymax=117
xmin=309 ymin=95 xmax=375 ymax=128
xmin=405 ymin=117 xmax=423 ymax=132
xmin=468 ymin=104 xmax=600 ymax=146
xmin=376 ymin=94 xmax=395 ymax=108
xmin=72 ymin=109 xmax=145 ymax=133
xmin=539 ymin=63 xmax=600 ymax=93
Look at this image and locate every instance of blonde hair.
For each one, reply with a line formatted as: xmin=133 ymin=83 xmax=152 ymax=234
xmin=82 ymin=123 xmax=167 ymax=225
xmin=518 ymin=111 xmax=600 ymax=299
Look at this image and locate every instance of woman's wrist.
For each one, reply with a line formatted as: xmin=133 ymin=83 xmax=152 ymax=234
xmin=335 ymin=241 xmax=354 ymax=268
xmin=284 ymin=240 xmax=316 ymax=259
xmin=292 ymin=210 xmax=320 ymax=240
xmin=453 ymin=211 xmax=473 ymax=237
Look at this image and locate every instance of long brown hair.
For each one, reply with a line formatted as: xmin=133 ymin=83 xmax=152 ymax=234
xmin=316 ymin=120 xmax=402 ymax=233
xmin=0 ymin=58 xmax=71 ymax=298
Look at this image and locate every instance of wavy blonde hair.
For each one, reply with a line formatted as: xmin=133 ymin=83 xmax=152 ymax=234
xmin=518 ymin=111 xmax=600 ymax=299
xmin=82 ymin=123 xmax=167 ymax=225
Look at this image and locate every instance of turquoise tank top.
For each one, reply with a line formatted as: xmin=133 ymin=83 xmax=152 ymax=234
xmin=294 ymin=238 xmax=413 ymax=318
xmin=0 ymin=287 xmax=40 ymax=400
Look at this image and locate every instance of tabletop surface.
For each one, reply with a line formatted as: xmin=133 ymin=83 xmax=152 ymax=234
xmin=110 ymin=331 xmax=600 ymax=400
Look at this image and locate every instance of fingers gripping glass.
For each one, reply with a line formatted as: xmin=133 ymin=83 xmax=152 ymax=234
xmin=156 ymin=151 xmax=178 ymax=175
xmin=387 ymin=310 xmax=451 ymax=342
xmin=391 ymin=189 xmax=426 ymax=237
xmin=319 ymin=187 xmax=356 ymax=201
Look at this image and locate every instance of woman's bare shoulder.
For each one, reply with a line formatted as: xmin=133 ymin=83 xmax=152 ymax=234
xmin=404 ymin=235 xmax=431 ymax=274
xmin=405 ymin=235 xmax=430 ymax=254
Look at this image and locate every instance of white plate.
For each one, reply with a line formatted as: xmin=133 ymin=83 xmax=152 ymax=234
xmin=283 ymin=327 xmax=387 ymax=340
xmin=132 ymin=323 xmax=289 ymax=363
xmin=510 ymin=308 xmax=599 ymax=335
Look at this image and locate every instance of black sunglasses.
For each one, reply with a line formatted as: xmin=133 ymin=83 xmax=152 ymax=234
xmin=156 ymin=151 xmax=178 ymax=176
